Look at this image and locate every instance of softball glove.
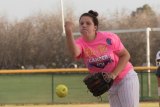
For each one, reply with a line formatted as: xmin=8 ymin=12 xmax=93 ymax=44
xmin=83 ymin=72 xmax=114 ymax=97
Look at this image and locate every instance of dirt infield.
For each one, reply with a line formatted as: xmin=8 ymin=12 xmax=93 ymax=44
xmin=1 ymin=102 xmax=159 ymax=107
xmin=2 ymin=104 xmax=108 ymax=107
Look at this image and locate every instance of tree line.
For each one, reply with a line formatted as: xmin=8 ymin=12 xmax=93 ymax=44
xmin=0 ymin=4 xmax=159 ymax=69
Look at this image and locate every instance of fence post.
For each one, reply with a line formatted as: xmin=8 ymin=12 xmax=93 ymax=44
xmin=146 ymin=27 xmax=151 ymax=97
xmin=52 ymin=74 xmax=54 ymax=103
xmin=140 ymin=72 xmax=144 ymax=100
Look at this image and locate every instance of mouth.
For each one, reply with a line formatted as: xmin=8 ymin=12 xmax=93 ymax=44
xmin=82 ymin=29 xmax=88 ymax=32
xmin=82 ymin=29 xmax=87 ymax=30
xmin=81 ymin=29 xmax=88 ymax=35
xmin=81 ymin=29 xmax=88 ymax=32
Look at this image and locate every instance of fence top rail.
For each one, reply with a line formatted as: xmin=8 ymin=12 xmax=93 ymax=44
xmin=0 ymin=66 xmax=157 ymax=74
xmin=151 ymin=28 xmax=160 ymax=31
xmin=73 ymin=29 xmax=146 ymax=36
xmin=72 ymin=27 xmax=160 ymax=36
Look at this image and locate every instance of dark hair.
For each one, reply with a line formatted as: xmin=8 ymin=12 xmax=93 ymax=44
xmin=79 ymin=10 xmax=99 ymax=27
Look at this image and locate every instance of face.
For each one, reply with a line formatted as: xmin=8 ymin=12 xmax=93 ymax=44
xmin=79 ymin=16 xmax=97 ymax=40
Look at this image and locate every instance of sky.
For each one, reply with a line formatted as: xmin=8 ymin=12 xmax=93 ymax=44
xmin=0 ymin=0 xmax=159 ymax=21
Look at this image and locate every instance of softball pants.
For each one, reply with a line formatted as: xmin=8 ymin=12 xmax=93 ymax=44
xmin=108 ymin=70 xmax=139 ymax=107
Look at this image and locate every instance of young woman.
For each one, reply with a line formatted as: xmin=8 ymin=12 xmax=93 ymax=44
xmin=65 ymin=10 xmax=139 ymax=107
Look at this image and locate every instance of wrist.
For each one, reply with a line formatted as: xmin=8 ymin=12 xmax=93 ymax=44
xmin=66 ymin=29 xmax=73 ymax=37
xmin=111 ymin=72 xmax=118 ymax=79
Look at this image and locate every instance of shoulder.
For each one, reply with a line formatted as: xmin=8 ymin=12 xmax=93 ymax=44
xmin=97 ymin=31 xmax=118 ymax=38
xmin=75 ymin=36 xmax=83 ymax=43
xmin=76 ymin=36 xmax=82 ymax=40
xmin=99 ymin=31 xmax=122 ymax=46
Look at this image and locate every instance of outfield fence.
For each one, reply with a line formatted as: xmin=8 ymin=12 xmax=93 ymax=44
xmin=0 ymin=66 xmax=158 ymax=104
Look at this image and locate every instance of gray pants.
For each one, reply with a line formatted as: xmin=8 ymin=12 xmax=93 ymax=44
xmin=108 ymin=70 xmax=139 ymax=107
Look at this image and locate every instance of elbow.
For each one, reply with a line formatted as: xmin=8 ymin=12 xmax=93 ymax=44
xmin=124 ymin=50 xmax=130 ymax=61
xmin=127 ymin=52 xmax=131 ymax=61
xmin=119 ymin=48 xmax=130 ymax=61
xmin=71 ymin=50 xmax=81 ymax=59
xmin=73 ymin=47 xmax=81 ymax=58
xmin=73 ymin=52 xmax=80 ymax=59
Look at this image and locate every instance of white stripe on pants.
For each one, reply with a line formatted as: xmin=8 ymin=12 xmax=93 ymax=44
xmin=108 ymin=70 xmax=139 ymax=107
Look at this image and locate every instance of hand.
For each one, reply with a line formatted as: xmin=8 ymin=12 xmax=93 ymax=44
xmin=103 ymin=72 xmax=117 ymax=80
xmin=65 ymin=21 xmax=74 ymax=37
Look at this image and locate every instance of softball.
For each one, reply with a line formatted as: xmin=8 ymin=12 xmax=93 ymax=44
xmin=56 ymin=84 xmax=68 ymax=98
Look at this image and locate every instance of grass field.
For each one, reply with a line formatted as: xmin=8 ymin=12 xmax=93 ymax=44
xmin=0 ymin=72 xmax=158 ymax=104
xmin=2 ymin=102 xmax=159 ymax=107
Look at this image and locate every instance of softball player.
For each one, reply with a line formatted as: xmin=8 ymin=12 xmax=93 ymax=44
xmin=155 ymin=51 xmax=160 ymax=100
xmin=65 ymin=10 xmax=139 ymax=107
xmin=156 ymin=51 xmax=160 ymax=66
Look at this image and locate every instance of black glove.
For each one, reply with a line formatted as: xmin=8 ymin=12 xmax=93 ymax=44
xmin=83 ymin=72 xmax=114 ymax=97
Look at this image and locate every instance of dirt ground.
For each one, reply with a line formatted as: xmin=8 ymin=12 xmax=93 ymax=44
xmin=0 ymin=102 xmax=159 ymax=107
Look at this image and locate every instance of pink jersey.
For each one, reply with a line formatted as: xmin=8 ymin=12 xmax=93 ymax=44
xmin=75 ymin=32 xmax=133 ymax=83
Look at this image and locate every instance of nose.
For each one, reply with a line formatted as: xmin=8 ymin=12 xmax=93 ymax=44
xmin=82 ymin=23 xmax=87 ymax=28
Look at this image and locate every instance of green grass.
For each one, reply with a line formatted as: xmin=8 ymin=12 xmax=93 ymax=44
xmin=0 ymin=72 xmax=158 ymax=104
xmin=138 ymin=72 xmax=158 ymax=100
xmin=0 ymin=74 xmax=52 ymax=104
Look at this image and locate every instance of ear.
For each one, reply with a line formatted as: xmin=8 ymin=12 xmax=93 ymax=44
xmin=94 ymin=26 xmax=98 ymax=31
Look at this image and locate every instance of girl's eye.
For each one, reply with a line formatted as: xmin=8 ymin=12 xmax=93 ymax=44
xmin=80 ymin=22 xmax=91 ymax=26
xmin=86 ymin=22 xmax=91 ymax=25
xmin=80 ymin=22 xmax=84 ymax=25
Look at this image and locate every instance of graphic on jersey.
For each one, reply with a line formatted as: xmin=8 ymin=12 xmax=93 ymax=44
xmin=106 ymin=38 xmax=112 ymax=45
xmin=83 ymin=43 xmax=113 ymax=69
xmin=88 ymin=55 xmax=113 ymax=68
xmin=84 ymin=45 xmax=107 ymax=57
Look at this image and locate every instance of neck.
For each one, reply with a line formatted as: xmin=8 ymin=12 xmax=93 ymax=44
xmin=84 ymin=32 xmax=97 ymax=42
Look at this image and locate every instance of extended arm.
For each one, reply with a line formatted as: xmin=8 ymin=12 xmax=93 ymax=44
xmin=65 ymin=21 xmax=81 ymax=58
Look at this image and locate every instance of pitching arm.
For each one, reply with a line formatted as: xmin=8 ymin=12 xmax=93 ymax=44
xmin=65 ymin=21 xmax=81 ymax=58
